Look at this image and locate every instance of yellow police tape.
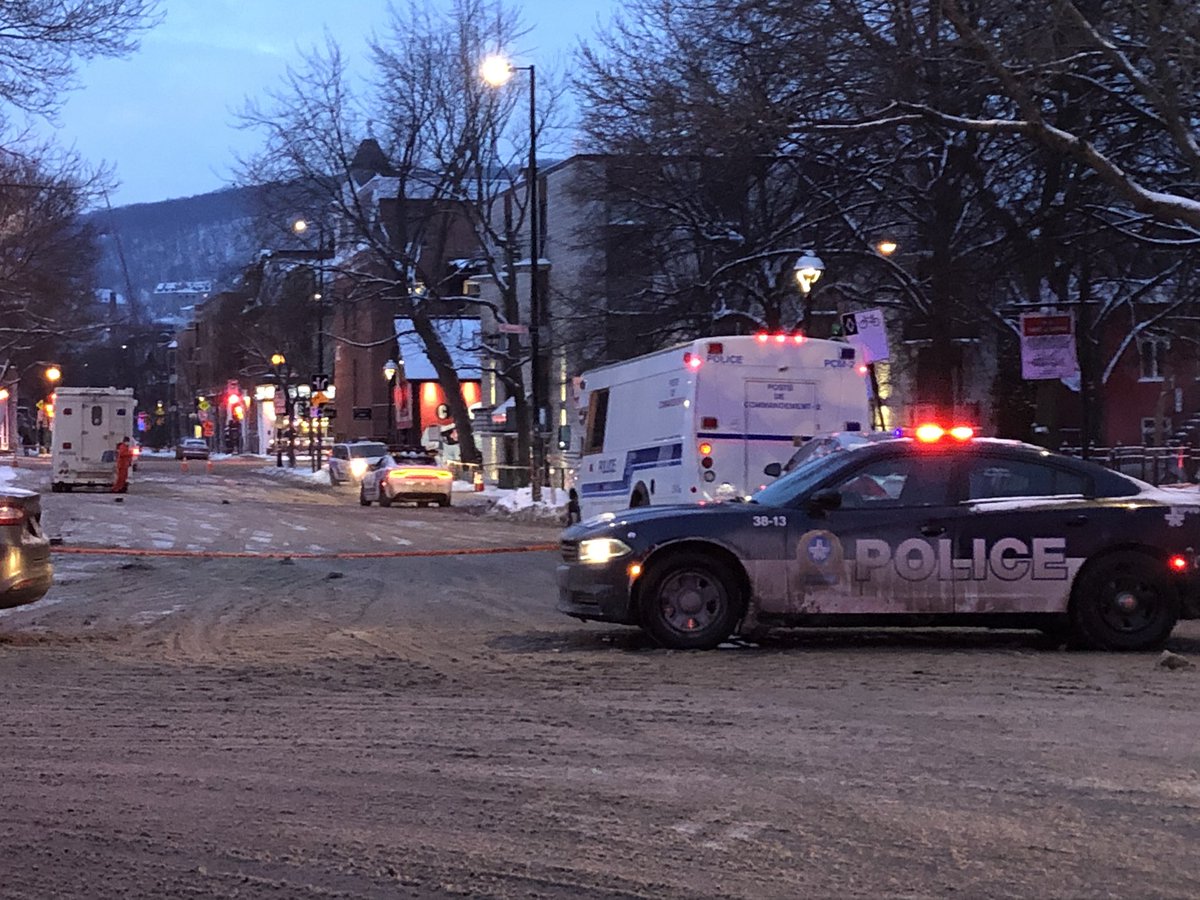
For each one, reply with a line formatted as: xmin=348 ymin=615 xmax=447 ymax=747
xmin=51 ymin=544 xmax=558 ymax=560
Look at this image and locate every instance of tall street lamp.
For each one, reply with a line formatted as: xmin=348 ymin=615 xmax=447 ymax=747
xmin=293 ymin=218 xmax=331 ymax=471
xmin=481 ymin=53 xmax=546 ymax=499
xmin=794 ymin=250 xmax=825 ymax=334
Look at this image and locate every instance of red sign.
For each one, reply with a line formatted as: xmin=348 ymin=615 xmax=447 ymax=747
xmin=417 ymin=381 xmax=481 ymax=444
xmin=1020 ymin=314 xmax=1072 ymax=337
xmin=201 ymin=420 xmax=214 ymax=437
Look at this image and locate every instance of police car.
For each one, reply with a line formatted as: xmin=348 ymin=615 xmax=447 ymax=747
xmin=557 ymin=426 xmax=1200 ymax=651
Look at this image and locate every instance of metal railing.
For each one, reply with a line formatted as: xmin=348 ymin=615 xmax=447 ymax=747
xmin=1059 ymin=445 xmax=1200 ymax=486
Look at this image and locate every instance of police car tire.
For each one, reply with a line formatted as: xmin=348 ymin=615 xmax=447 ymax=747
xmin=638 ymin=552 xmax=741 ymax=650
xmin=329 ymin=469 xmax=339 ymax=486
xmin=359 ymin=487 xmax=371 ymax=506
xmin=1070 ymin=551 xmax=1179 ymax=651
xmin=378 ymin=491 xmax=393 ymax=508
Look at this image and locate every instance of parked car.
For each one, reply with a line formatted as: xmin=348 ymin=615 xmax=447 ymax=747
xmin=175 ymin=438 xmax=211 ymax=460
xmin=0 ymin=487 xmax=53 ymax=610
xmin=359 ymin=450 xmax=453 ymax=507
xmin=328 ymin=440 xmax=389 ymax=486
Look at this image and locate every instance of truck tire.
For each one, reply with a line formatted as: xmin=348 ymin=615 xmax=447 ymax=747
xmin=1069 ymin=551 xmax=1178 ymax=651
xmin=638 ymin=551 xmax=741 ymax=650
xmin=630 ymin=484 xmax=650 ymax=508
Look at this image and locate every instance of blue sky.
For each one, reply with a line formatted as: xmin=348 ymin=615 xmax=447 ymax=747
xmin=42 ymin=0 xmax=616 ymax=207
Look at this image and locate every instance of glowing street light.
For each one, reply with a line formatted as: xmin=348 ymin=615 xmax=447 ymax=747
xmin=876 ymin=239 xmax=898 ymax=256
xmin=481 ymin=51 xmax=546 ymax=499
xmin=793 ymin=250 xmax=825 ymax=294
xmin=44 ymin=365 xmax=62 ymax=384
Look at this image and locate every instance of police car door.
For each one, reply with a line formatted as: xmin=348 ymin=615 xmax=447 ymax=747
xmin=785 ymin=452 xmax=962 ymax=614
xmin=954 ymin=453 xmax=1089 ymax=613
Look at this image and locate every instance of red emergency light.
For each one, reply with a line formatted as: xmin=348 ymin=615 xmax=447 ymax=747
xmin=683 ymin=352 xmax=703 ymax=370
xmin=754 ymin=332 xmax=805 ymax=344
xmin=914 ymin=423 xmax=976 ymax=443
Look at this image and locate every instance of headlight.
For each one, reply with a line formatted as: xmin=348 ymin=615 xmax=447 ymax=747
xmin=578 ymin=537 xmax=632 ymax=564
xmin=349 ymin=459 xmax=368 ymax=478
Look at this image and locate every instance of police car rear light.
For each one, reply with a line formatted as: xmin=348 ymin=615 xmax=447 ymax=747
xmin=915 ymin=424 xmax=945 ymax=443
xmin=683 ymin=352 xmax=702 ymax=370
xmin=775 ymin=334 xmax=787 ymax=343
xmin=793 ymin=334 xmax=805 ymax=344
xmin=858 ymin=365 xmax=868 ymax=374
xmin=915 ymin=423 xmax=975 ymax=443
xmin=701 ymin=417 xmax=718 ymax=429
xmin=755 ymin=332 xmax=804 ymax=344
xmin=62 ymin=442 xmax=72 ymax=450
xmin=1169 ymin=555 xmax=1189 ymax=572
xmin=0 ymin=505 xmax=25 ymax=526
xmin=698 ymin=442 xmax=712 ymax=456
xmin=707 ymin=342 xmax=723 ymax=355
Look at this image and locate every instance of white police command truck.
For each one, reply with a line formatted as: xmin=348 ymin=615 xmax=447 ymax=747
xmin=571 ymin=334 xmax=872 ymax=519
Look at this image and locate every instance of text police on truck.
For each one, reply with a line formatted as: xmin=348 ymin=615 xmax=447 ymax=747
xmin=557 ymin=426 xmax=1200 ymax=650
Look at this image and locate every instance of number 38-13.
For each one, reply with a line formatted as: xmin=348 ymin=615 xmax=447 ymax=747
xmin=752 ymin=515 xmax=787 ymax=527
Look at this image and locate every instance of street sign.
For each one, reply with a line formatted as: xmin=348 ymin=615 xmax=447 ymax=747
xmin=312 ymin=374 xmax=330 ymax=391
xmin=497 ymin=322 xmax=528 ymax=335
xmin=842 ymin=308 xmax=889 ymax=363
xmin=1020 ymin=312 xmax=1078 ymax=380
xmin=273 ymin=393 xmax=285 ymax=415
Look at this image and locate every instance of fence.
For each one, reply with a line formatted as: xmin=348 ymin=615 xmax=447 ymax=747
xmin=1059 ymin=445 xmax=1200 ymax=486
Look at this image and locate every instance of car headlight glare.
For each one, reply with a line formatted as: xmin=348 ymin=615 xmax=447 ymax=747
xmin=578 ymin=537 xmax=632 ymax=564
xmin=349 ymin=459 xmax=368 ymax=478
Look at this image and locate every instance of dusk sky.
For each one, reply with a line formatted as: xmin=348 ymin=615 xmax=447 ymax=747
xmin=42 ymin=0 xmax=617 ymax=208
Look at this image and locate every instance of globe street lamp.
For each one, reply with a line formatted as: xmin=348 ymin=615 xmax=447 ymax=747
xmin=270 ymin=353 xmax=295 ymax=468
xmin=383 ymin=358 xmax=398 ymax=448
xmin=481 ymin=53 xmax=546 ymax=499
xmin=794 ymin=250 xmax=826 ymax=335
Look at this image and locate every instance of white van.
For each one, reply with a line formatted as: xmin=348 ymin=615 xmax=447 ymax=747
xmin=50 ymin=387 xmax=137 ymax=492
xmin=571 ymin=335 xmax=872 ymax=518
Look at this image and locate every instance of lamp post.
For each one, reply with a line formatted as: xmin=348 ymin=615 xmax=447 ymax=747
xmin=481 ymin=53 xmax=545 ymax=499
xmin=270 ymin=353 xmax=295 ymax=468
xmin=293 ymin=218 xmax=330 ymax=471
xmin=794 ymin=250 xmax=825 ymax=334
xmin=383 ymin=358 xmax=398 ymax=448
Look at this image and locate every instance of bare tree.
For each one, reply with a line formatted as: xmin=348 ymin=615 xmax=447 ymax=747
xmin=238 ymin=0 xmax=563 ymax=474
xmin=0 ymin=0 xmax=161 ymax=122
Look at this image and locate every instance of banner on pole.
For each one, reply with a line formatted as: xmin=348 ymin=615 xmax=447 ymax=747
xmin=1020 ymin=312 xmax=1079 ymax=380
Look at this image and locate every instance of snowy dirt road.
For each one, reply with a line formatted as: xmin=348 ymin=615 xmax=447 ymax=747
xmin=2 ymin=458 xmax=1199 ymax=898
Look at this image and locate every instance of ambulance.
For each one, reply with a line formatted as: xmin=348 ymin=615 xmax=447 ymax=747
xmin=571 ymin=334 xmax=872 ymax=519
xmin=50 ymin=387 xmax=137 ymax=492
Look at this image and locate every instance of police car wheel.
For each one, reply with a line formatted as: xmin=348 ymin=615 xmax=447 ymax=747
xmin=1070 ymin=551 xmax=1178 ymax=651
xmin=329 ymin=469 xmax=339 ymax=486
xmin=359 ymin=487 xmax=371 ymax=507
xmin=378 ymin=491 xmax=393 ymax=508
xmin=639 ymin=552 xmax=740 ymax=650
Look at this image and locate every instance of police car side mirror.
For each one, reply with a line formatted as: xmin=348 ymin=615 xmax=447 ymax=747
xmin=807 ymin=488 xmax=842 ymax=514
xmin=763 ymin=462 xmax=782 ymax=478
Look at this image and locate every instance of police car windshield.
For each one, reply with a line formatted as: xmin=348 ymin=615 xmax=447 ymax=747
xmin=752 ymin=452 xmax=854 ymax=506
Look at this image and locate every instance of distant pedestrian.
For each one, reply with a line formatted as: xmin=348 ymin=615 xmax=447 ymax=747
xmin=112 ymin=437 xmax=134 ymax=493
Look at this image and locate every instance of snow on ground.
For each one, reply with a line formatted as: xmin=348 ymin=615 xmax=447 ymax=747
xmin=255 ymin=459 xmax=570 ymax=520
xmin=0 ymin=465 xmax=14 ymax=486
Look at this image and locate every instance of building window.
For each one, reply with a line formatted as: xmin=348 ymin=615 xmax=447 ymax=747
xmin=1139 ymin=338 xmax=1168 ymax=381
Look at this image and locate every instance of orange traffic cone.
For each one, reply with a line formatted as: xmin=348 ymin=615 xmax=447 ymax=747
xmin=206 ymin=459 xmax=214 ymax=474
xmin=180 ymin=459 xmax=188 ymax=473
xmin=473 ymin=470 xmax=484 ymax=492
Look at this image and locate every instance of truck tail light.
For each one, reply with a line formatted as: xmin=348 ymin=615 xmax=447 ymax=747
xmin=1169 ymin=554 xmax=1189 ymax=572
xmin=0 ymin=504 xmax=26 ymax=526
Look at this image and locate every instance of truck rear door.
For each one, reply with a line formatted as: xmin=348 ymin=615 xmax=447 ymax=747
xmin=743 ymin=380 xmax=817 ymax=490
